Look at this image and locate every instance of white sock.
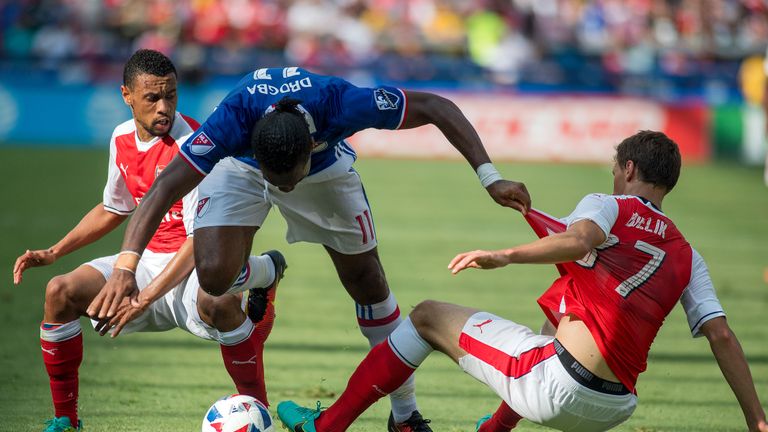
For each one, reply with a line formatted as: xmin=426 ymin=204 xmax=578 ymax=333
xmin=358 ymin=294 xmax=422 ymax=423
xmin=218 ymin=318 xmax=254 ymax=346
xmin=40 ymin=320 xmax=82 ymax=342
xmin=226 ymin=255 xmax=275 ymax=295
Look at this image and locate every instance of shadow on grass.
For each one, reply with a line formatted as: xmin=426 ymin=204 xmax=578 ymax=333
xmin=649 ymin=351 xmax=768 ymax=364
xmin=109 ymin=337 xmax=371 ymax=354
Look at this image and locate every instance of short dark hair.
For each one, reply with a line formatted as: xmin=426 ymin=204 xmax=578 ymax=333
xmin=615 ymin=130 xmax=681 ymax=192
xmin=123 ymin=49 xmax=177 ymax=88
xmin=251 ymin=97 xmax=313 ymax=173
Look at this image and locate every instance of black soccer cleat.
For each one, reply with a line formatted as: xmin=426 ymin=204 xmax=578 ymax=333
xmin=388 ymin=411 xmax=433 ymax=432
xmin=246 ymin=250 xmax=287 ymax=324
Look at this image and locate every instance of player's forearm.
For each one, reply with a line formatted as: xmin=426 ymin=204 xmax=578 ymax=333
xmin=504 ymin=232 xmax=593 ymax=264
xmin=50 ymin=204 xmax=126 ymax=258
xmin=704 ymin=320 xmax=767 ymax=429
xmin=138 ymin=237 xmax=195 ymax=307
xmin=402 ymin=91 xmax=491 ymax=169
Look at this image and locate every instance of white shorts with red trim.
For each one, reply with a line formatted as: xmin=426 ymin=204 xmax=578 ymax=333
xmin=458 ymin=312 xmax=637 ymax=432
xmin=85 ymin=251 xmax=246 ymax=341
xmin=195 ymin=155 xmax=377 ymax=255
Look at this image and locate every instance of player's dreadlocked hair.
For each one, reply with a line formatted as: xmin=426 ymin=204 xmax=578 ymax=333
xmin=123 ymin=49 xmax=177 ymax=88
xmin=616 ymin=130 xmax=681 ymax=192
xmin=251 ymin=97 xmax=313 ymax=173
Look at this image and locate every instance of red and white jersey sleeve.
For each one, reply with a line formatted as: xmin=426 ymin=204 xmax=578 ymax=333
xmin=103 ymin=121 xmax=138 ymax=215
xmin=680 ymin=249 xmax=725 ymax=337
xmin=102 ymin=112 xmax=201 ymax=253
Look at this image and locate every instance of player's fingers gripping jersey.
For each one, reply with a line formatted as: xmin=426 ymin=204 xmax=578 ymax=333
xmin=195 ymin=154 xmax=377 ymax=255
xmin=458 ymin=312 xmax=637 ymax=432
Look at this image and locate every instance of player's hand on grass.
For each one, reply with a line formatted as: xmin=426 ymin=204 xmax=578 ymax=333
xmin=87 ymin=268 xmax=139 ymax=320
xmin=448 ymin=250 xmax=509 ymax=274
xmin=486 ymin=180 xmax=531 ymax=215
xmin=13 ymin=248 xmax=56 ymax=284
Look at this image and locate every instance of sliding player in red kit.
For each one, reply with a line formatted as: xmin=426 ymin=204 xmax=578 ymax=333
xmin=277 ymin=131 xmax=768 ymax=432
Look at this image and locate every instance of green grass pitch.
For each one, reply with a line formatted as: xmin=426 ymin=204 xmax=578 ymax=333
xmin=0 ymin=147 xmax=766 ymax=431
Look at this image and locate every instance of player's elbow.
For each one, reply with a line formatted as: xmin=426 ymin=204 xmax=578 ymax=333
xmin=565 ymin=236 xmax=595 ymax=261
xmin=701 ymin=317 xmax=736 ymax=345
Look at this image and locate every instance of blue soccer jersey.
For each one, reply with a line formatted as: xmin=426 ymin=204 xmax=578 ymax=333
xmin=179 ymin=67 xmax=407 ymax=176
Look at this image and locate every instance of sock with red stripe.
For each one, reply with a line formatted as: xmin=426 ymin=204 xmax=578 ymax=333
xmin=478 ymin=401 xmax=523 ymax=432
xmin=40 ymin=321 xmax=83 ymax=426
xmin=318 ymin=317 xmax=433 ymax=432
xmin=226 ymin=255 xmax=275 ymax=295
xmin=356 ymin=293 xmax=418 ymax=422
xmin=219 ymin=318 xmax=269 ymax=406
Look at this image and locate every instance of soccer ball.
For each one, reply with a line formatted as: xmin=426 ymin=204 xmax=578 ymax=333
xmin=202 ymin=394 xmax=274 ymax=432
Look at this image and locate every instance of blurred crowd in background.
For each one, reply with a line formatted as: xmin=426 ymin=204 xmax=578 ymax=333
xmin=1 ymin=0 xmax=767 ymax=100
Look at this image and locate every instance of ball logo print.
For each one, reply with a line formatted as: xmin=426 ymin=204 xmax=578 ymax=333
xmin=190 ymin=132 xmax=216 ymax=155
xmin=202 ymin=394 xmax=274 ymax=432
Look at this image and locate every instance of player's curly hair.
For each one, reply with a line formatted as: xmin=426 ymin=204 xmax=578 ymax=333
xmin=251 ymin=97 xmax=313 ymax=173
xmin=616 ymin=130 xmax=681 ymax=192
xmin=123 ymin=49 xmax=177 ymax=88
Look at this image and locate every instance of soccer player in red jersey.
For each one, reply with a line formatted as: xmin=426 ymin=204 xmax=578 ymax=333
xmin=13 ymin=50 xmax=285 ymax=432
xmin=277 ymin=131 xmax=768 ymax=432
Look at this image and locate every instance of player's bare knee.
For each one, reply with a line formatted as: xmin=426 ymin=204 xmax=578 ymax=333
xmin=196 ymin=258 xmax=236 ymax=297
xmin=45 ymin=275 xmax=77 ymax=310
xmin=410 ymin=300 xmax=441 ymax=334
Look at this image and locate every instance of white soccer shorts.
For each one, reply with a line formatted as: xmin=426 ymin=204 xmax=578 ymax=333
xmin=85 ymin=250 xmax=246 ymax=341
xmin=194 ymin=155 xmax=377 ymax=255
xmin=458 ymin=312 xmax=637 ymax=432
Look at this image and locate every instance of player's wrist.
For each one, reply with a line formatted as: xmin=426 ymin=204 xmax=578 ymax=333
xmin=46 ymin=247 xmax=59 ymax=261
xmin=114 ymin=250 xmax=141 ymax=274
xmin=476 ymin=163 xmax=503 ymax=188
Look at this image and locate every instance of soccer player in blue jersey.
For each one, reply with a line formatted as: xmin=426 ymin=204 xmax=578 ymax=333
xmin=89 ymin=67 xmax=531 ymax=431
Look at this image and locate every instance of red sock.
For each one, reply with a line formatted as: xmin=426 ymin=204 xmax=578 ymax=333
xmin=41 ymin=334 xmax=83 ymax=425
xmin=220 ymin=328 xmax=268 ymax=406
xmin=478 ymin=401 xmax=522 ymax=432
xmin=316 ymin=341 xmax=415 ymax=432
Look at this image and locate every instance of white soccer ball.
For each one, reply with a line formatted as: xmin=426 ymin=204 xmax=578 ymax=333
xmin=202 ymin=394 xmax=274 ymax=432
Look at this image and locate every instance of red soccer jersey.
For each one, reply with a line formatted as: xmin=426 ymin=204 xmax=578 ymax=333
xmin=103 ymin=112 xmax=200 ymax=253
xmin=531 ymin=195 xmax=694 ymax=392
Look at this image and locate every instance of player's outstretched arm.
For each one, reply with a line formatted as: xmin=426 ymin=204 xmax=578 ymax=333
xmin=400 ymin=90 xmax=531 ymax=214
xmin=13 ymin=204 xmax=126 ymax=284
xmin=88 ymin=155 xmax=203 ymax=320
xmin=700 ymin=317 xmax=768 ymax=431
xmin=448 ymin=219 xmax=605 ymax=274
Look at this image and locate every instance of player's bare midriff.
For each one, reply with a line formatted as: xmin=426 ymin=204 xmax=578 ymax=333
xmin=555 ymin=313 xmax=621 ymax=383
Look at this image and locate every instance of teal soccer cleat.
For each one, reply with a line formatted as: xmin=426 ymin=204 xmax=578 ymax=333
xmin=43 ymin=417 xmax=82 ymax=432
xmin=475 ymin=414 xmax=492 ymax=432
xmin=277 ymin=401 xmax=323 ymax=432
